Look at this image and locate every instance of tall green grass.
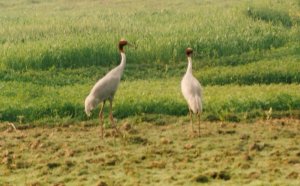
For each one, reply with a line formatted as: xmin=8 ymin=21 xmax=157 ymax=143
xmin=1 ymin=57 xmax=299 ymax=87
xmin=197 ymin=59 xmax=300 ymax=85
xmin=247 ymin=6 xmax=293 ymax=28
xmin=0 ymin=0 xmax=299 ymax=70
xmin=0 ymin=0 xmax=299 ymax=123
xmin=0 ymin=80 xmax=299 ymax=123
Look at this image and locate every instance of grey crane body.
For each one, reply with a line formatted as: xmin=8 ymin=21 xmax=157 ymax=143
xmin=85 ymin=53 xmax=126 ymax=116
xmin=84 ymin=39 xmax=128 ymax=138
xmin=181 ymin=56 xmax=203 ymax=114
xmin=181 ymin=48 xmax=203 ymax=136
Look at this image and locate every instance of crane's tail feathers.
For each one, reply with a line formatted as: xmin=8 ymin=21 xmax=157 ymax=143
xmin=196 ymin=96 xmax=203 ymax=113
xmin=85 ymin=109 xmax=92 ymax=117
xmin=188 ymin=96 xmax=202 ymax=114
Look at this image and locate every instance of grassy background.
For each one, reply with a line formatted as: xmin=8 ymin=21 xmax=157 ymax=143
xmin=1 ymin=1 xmax=300 ymax=185
xmin=0 ymin=0 xmax=300 ymax=123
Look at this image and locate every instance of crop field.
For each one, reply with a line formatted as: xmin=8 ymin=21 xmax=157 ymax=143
xmin=0 ymin=0 xmax=300 ymax=185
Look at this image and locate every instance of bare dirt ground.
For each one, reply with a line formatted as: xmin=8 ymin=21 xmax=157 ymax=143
xmin=1 ymin=118 xmax=300 ymax=186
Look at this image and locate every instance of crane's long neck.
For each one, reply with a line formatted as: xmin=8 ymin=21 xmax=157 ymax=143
xmin=186 ymin=57 xmax=192 ymax=74
xmin=119 ymin=52 xmax=126 ymax=71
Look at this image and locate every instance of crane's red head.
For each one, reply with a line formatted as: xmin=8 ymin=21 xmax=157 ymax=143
xmin=186 ymin=48 xmax=193 ymax=57
xmin=119 ymin=39 xmax=128 ymax=52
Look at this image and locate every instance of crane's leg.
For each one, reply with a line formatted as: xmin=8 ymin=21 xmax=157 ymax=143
xmin=197 ymin=113 xmax=201 ymax=137
xmin=109 ymin=100 xmax=122 ymax=137
xmin=99 ymin=101 xmax=106 ymax=138
xmin=189 ymin=108 xmax=194 ymax=133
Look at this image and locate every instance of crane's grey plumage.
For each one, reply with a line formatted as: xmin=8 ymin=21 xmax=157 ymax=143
xmin=84 ymin=52 xmax=126 ymax=116
xmin=85 ymin=39 xmax=128 ymax=138
xmin=181 ymin=48 xmax=203 ymax=136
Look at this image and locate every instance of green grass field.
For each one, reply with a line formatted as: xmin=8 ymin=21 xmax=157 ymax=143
xmin=0 ymin=0 xmax=300 ymax=185
xmin=0 ymin=0 xmax=299 ymax=123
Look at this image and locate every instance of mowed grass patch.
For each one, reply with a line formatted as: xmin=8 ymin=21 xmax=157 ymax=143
xmin=1 ymin=118 xmax=299 ymax=185
xmin=0 ymin=80 xmax=299 ymax=123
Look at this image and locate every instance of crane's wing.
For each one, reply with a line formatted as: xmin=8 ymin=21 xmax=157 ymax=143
xmin=89 ymin=66 xmax=123 ymax=101
xmin=192 ymin=76 xmax=203 ymax=98
xmin=181 ymin=74 xmax=203 ymax=113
